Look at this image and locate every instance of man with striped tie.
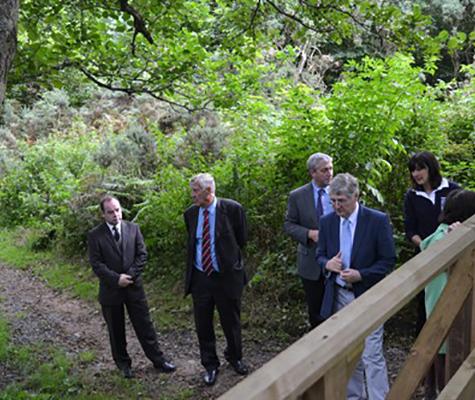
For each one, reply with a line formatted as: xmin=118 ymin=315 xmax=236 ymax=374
xmin=184 ymin=173 xmax=249 ymax=386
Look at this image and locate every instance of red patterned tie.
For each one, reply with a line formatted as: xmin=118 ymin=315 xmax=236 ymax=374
xmin=202 ymin=210 xmax=214 ymax=276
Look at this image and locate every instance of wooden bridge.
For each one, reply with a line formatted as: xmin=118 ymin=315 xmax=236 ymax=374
xmin=219 ymin=215 xmax=475 ymax=400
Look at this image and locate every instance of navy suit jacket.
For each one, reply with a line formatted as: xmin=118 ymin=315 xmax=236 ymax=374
xmin=184 ymin=197 xmax=248 ymax=299
xmin=317 ymin=204 xmax=396 ymax=319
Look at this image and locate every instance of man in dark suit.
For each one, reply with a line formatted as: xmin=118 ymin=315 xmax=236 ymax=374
xmin=284 ymin=153 xmax=333 ymax=328
xmin=88 ymin=195 xmax=176 ymax=378
xmin=317 ymin=173 xmax=396 ymax=400
xmin=184 ymin=173 xmax=248 ymax=386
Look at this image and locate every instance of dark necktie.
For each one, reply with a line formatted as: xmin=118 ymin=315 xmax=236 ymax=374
xmin=112 ymin=226 xmax=120 ymax=242
xmin=201 ymin=210 xmax=214 ymax=276
xmin=316 ymin=188 xmax=324 ymax=225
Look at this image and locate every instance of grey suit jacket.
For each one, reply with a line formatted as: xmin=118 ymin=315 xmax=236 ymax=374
xmin=88 ymin=220 xmax=148 ymax=305
xmin=284 ymin=182 xmax=322 ymax=280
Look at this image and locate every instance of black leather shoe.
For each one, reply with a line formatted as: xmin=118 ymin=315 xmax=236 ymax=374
xmin=154 ymin=359 xmax=176 ymax=373
xmin=229 ymin=359 xmax=249 ymax=375
xmin=203 ymin=368 xmax=219 ymax=386
xmin=119 ymin=365 xmax=134 ymax=379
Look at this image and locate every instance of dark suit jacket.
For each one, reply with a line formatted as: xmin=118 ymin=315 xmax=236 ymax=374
xmin=317 ymin=205 xmax=396 ymax=319
xmin=184 ymin=197 xmax=248 ymax=299
xmin=284 ymin=182 xmax=321 ymax=280
xmin=88 ymin=221 xmax=147 ymax=306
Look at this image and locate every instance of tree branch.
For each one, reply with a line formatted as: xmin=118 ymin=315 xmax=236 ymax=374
xmin=78 ymin=66 xmax=196 ymax=111
xmin=265 ymin=0 xmax=334 ymax=34
xmin=118 ymin=0 xmax=154 ymax=55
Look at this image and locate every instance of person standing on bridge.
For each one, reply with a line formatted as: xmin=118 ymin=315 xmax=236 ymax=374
xmin=403 ymin=151 xmax=459 ymax=399
xmin=184 ymin=173 xmax=249 ymax=386
xmin=317 ymin=173 xmax=396 ymax=400
xmin=284 ymin=153 xmax=334 ymax=329
xmin=88 ymin=195 xmax=176 ymax=379
xmin=404 ymin=151 xmax=460 ymax=333
xmin=420 ymin=188 xmax=475 ymax=396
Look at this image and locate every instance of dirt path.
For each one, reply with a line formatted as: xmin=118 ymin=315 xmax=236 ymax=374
xmin=0 ymin=263 xmax=424 ymax=399
xmin=0 ymin=264 xmax=283 ymax=399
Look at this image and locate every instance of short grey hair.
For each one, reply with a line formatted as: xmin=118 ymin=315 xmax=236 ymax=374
xmin=329 ymin=173 xmax=359 ymax=198
xmin=190 ymin=173 xmax=216 ymax=193
xmin=307 ymin=153 xmax=332 ymax=172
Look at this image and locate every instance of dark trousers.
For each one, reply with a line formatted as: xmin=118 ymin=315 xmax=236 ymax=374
xmin=301 ymin=276 xmax=325 ymax=329
xmin=191 ymin=269 xmax=242 ymax=371
xmin=416 ymin=290 xmax=427 ymax=334
xmin=101 ymin=297 xmax=164 ymax=369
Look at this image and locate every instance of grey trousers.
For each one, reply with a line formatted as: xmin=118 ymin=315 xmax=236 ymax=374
xmin=334 ymin=287 xmax=389 ymax=400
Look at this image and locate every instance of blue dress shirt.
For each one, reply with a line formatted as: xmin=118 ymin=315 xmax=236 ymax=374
xmin=311 ymin=182 xmax=333 ymax=216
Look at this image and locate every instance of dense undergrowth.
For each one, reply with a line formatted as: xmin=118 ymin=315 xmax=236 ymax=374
xmin=0 ymin=53 xmax=474 ymax=337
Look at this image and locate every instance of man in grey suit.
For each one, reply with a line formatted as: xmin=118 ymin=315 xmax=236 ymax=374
xmin=284 ymin=153 xmax=333 ymax=328
xmin=88 ymin=195 xmax=176 ymax=378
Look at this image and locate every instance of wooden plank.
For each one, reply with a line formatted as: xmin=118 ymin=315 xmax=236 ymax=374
xmin=386 ymin=249 xmax=473 ymax=400
xmin=438 ymin=347 xmax=475 ymax=400
xmin=446 ymin=294 xmax=472 ymax=381
xmin=219 ymin=218 xmax=475 ymax=400
xmin=301 ymin=342 xmax=363 ymax=400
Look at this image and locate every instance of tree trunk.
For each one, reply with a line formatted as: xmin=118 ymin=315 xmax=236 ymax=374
xmin=0 ymin=0 xmax=19 ymax=107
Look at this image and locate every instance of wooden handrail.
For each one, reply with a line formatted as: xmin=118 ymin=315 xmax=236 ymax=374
xmin=219 ymin=215 xmax=475 ymax=400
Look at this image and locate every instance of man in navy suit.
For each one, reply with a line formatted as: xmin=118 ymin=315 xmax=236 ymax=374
xmin=184 ymin=173 xmax=249 ymax=386
xmin=88 ymin=195 xmax=176 ymax=378
xmin=317 ymin=174 xmax=396 ymax=400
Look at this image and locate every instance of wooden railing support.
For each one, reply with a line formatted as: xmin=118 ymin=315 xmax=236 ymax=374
xmin=387 ymin=249 xmax=473 ymax=400
xmin=438 ymin=347 xmax=475 ymax=400
xmin=218 ymin=216 xmax=475 ymax=400
xmin=301 ymin=343 xmax=363 ymax=400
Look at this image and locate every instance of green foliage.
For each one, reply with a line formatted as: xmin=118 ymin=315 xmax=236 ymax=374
xmin=0 ymin=315 xmax=9 ymax=362
xmin=1 ymin=47 xmax=475 ymax=336
xmin=0 ymin=342 xmax=143 ymax=399
xmin=8 ymin=0 xmax=451 ymax=109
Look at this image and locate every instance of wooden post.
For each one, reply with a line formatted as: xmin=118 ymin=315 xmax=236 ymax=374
xmin=301 ymin=342 xmax=363 ymax=400
xmin=446 ymin=294 xmax=472 ymax=381
xmin=387 ymin=249 xmax=473 ymax=400
xmin=438 ymin=347 xmax=475 ymax=400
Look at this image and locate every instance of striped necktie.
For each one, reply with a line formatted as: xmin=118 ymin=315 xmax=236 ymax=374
xmin=201 ymin=210 xmax=214 ymax=276
xmin=316 ymin=188 xmax=324 ymax=226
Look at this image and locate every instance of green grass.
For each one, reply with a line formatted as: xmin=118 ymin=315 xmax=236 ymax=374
xmin=0 ymin=338 xmax=148 ymax=400
xmin=0 ymin=315 xmax=9 ymax=361
xmin=146 ymin=279 xmax=193 ymax=331
xmin=0 ymin=228 xmax=97 ymax=303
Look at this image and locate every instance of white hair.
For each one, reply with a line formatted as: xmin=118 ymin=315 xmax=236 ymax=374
xmin=190 ymin=173 xmax=216 ymax=193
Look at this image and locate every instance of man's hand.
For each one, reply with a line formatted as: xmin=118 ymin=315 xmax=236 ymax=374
xmin=308 ymin=229 xmax=319 ymax=243
xmin=118 ymin=274 xmax=134 ymax=287
xmin=325 ymin=251 xmax=343 ymax=273
xmin=340 ymin=268 xmax=362 ymax=283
